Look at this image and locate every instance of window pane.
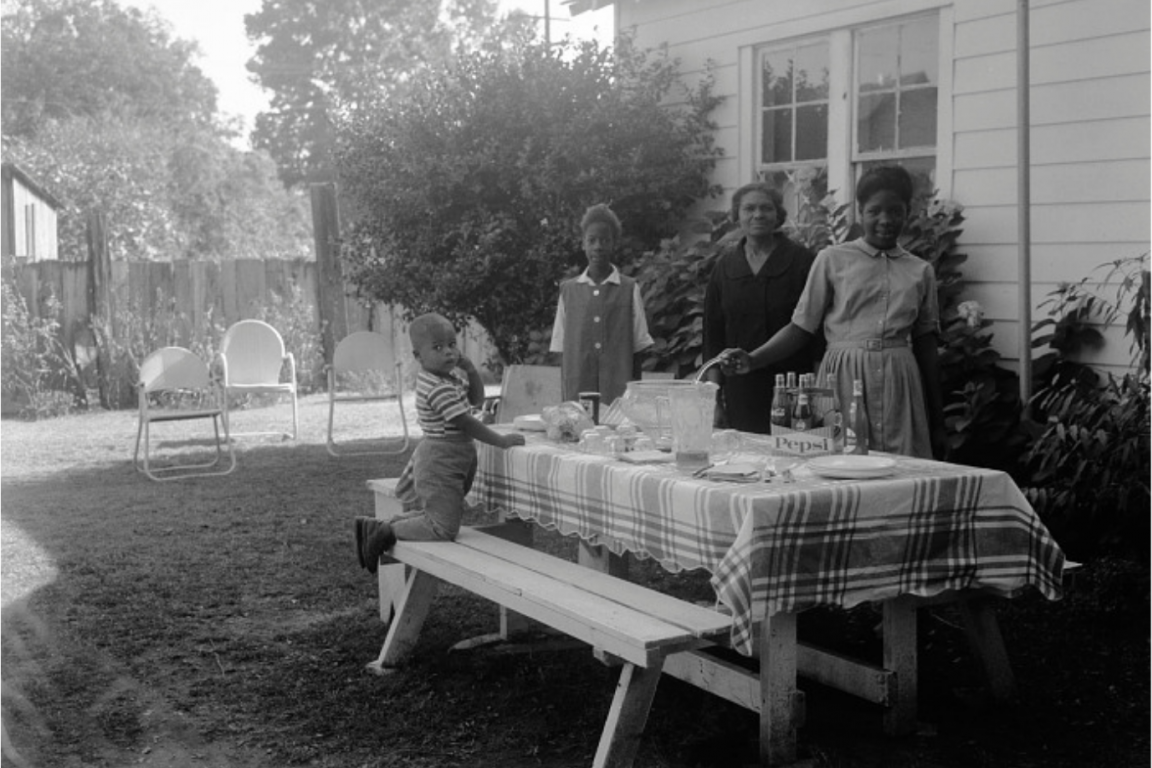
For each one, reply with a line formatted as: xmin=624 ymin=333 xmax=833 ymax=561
xmin=899 ymin=87 xmax=937 ymax=148
xmin=759 ymin=166 xmax=828 ymax=227
xmin=794 ymin=42 xmax=829 ymax=102
xmin=762 ymin=49 xmax=793 ymax=106
xmin=900 ymin=17 xmax=938 ymax=87
xmin=762 ymin=108 xmax=793 ymax=163
xmin=795 ymin=104 xmax=828 ymax=161
xmin=857 ymin=93 xmax=895 ymax=152
xmin=857 ymin=156 xmax=937 ymax=206
xmin=858 ymin=26 xmax=897 ymax=93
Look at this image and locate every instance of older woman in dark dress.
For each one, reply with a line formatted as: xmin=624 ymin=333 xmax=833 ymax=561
xmin=703 ymin=182 xmax=820 ymax=433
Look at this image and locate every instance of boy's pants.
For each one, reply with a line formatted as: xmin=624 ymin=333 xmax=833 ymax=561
xmin=389 ymin=435 xmax=477 ymax=541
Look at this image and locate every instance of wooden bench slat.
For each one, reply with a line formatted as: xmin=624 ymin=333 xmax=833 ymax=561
xmin=369 ymin=478 xmax=730 ymax=640
xmin=463 ymin=527 xmax=732 ymax=640
xmin=393 ymin=534 xmax=708 ymax=667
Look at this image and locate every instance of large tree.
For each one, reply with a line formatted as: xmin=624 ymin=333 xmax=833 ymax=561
xmin=336 ymin=34 xmax=723 ymax=364
xmin=1 ymin=0 xmax=312 ymax=261
xmin=244 ymin=0 xmax=511 ymax=186
xmin=1 ymin=0 xmax=219 ymax=139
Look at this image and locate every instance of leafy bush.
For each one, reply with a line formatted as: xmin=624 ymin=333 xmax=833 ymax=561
xmin=633 ymin=211 xmax=734 ymax=378
xmin=256 ymin=283 xmax=325 ymax=394
xmin=336 ymin=32 xmax=723 ymax=364
xmin=906 ymin=200 xmax=1027 ymax=469
xmin=1024 ymin=255 xmax=1150 ymax=563
xmin=68 ymin=282 xmax=226 ymax=410
xmin=1 ymin=278 xmax=79 ymax=418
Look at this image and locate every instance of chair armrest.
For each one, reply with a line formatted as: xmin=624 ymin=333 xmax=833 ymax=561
xmin=212 ymin=352 xmax=229 ymax=385
xmin=479 ymin=394 xmax=501 ymax=424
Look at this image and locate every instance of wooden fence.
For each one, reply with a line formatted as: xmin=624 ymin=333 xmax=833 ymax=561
xmin=7 ymin=257 xmax=325 ymax=348
xmin=3 ymin=256 xmax=495 ymax=387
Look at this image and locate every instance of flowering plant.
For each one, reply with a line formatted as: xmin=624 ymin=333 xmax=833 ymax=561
xmin=956 ymin=300 xmax=985 ymax=329
xmin=542 ymin=401 xmax=594 ymax=443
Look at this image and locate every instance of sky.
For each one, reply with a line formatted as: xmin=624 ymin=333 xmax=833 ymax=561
xmin=124 ymin=0 xmax=615 ymax=150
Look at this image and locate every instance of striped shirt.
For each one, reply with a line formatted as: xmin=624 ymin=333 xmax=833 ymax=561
xmin=415 ymin=369 xmax=472 ymax=438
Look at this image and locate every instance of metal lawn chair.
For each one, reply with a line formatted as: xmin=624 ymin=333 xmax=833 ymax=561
xmin=215 ymin=319 xmax=298 ymax=440
xmin=481 ymin=364 xmax=563 ymax=424
xmin=326 ymin=331 xmax=410 ymax=457
xmin=134 ymin=347 xmax=236 ymax=481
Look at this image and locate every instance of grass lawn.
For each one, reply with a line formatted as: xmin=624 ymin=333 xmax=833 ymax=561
xmin=2 ymin=393 xmax=1148 ymax=767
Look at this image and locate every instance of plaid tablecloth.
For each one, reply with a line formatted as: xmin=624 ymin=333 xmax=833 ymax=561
xmin=474 ymin=434 xmax=1066 ymax=656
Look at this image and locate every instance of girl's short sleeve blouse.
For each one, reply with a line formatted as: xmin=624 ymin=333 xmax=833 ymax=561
xmin=791 ymin=239 xmax=939 ymax=342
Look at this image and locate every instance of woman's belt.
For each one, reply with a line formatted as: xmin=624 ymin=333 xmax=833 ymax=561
xmin=827 ymin=338 xmax=910 ymax=350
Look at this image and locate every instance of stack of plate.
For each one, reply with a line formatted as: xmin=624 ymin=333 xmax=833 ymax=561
xmin=512 ymin=414 xmax=546 ymax=432
xmin=807 ymin=455 xmax=897 ymax=480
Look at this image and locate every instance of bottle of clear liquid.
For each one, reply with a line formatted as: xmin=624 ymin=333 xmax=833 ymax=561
xmin=784 ymin=371 xmax=797 ymax=424
xmin=792 ymin=392 xmax=813 ymax=432
xmin=804 ymin=373 xmax=823 ymax=428
xmin=770 ymin=373 xmax=790 ymax=429
xmin=824 ymin=372 xmax=844 ymax=453
xmin=845 ymin=378 xmax=869 ymax=455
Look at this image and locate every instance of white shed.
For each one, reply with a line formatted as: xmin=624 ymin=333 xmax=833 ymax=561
xmin=570 ymin=0 xmax=1150 ymax=378
xmin=2 ymin=161 xmax=61 ymax=263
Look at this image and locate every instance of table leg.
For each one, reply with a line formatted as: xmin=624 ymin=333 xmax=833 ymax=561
xmin=374 ymin=485 xmax=407 ymax=624
xmin=592 ymin=661 xmax=664 ymax=768
xmin=366 ymin=568 xmax=440 ymax=674
xmin=578 ymin=541 xmax=629 ymax=578
xmin=759 ymin=610 xmax=799 ymax=766
xmin=956 ymin=596 xmax=1017 ymax=700
xmin=882 ymin=596 xmax=918 ymax=736
xmin=483 ymin=518 xmax=535 ymax=638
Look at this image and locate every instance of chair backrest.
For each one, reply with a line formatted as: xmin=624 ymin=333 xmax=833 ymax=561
xmin=220 ymin=320 xmax=286 ymax=385
xmin=139 ymin=347 xmax=211 ymax=394
xmin=495 ymin=365 xmax=562 ymax=423
xmin=332 ymin=331 xmax=392 ymax=375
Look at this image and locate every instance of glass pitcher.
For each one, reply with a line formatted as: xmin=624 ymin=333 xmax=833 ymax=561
xmin=664 ymin=381 xmax=718 ymax=472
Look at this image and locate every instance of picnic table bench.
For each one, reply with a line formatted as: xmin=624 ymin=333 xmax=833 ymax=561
xmin=365 ymin=478 xmax=733 ymax=768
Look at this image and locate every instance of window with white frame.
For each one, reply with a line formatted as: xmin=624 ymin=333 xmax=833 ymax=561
xmin=755 ymin=13 xmax=940 ymax=219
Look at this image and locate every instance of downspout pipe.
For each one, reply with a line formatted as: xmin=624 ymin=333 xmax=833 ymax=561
xmin=1017 ymin=0 xmax=1033 ymax=414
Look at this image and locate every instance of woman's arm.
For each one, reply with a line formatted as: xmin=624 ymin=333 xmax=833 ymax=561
xmin=912 ymin=332 xmax=946 ymax=458
xmin=722 ymin=323 xmax=813 ymax=375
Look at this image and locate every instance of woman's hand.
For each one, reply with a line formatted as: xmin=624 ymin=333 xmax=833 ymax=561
xmin=719 ymin=348 xmax=753 ymax=376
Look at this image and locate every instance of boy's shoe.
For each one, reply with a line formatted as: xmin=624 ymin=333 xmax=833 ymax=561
xmin=354 ymin=517 xmax=397 ymax=575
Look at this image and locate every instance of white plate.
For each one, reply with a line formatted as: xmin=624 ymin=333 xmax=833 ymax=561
xmin=807 ymin=454 xmax=897 ymax=479
xmin=512 ymin=414 xmax=547 ymax=432
xmin=618 ymin=450 xmax=675 ymax=464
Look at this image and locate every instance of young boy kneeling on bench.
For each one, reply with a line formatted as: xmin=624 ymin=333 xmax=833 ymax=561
xmin=355 ymin=312 xmax=526 ymax=573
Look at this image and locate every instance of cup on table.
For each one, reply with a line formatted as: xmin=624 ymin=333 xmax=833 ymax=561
xmin=579 ymin=430 xmax=607 ymax=455
xmin=632 ymin=435 xmax=655 ymax=452
xmin=710 ymin=429 xmax=742 ymax=464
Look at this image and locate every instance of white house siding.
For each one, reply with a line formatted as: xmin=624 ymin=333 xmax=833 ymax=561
xmin=615 ymin=0 xmax=1150 ymax=378
xmin=2 ymin=170 xmax=59 ymax=261
xmin=9 ymin=176 xmax=59 ymax=262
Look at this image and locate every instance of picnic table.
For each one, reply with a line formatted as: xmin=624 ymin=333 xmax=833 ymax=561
xmin=471 ymin=432 xmax=1067 ymax=765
